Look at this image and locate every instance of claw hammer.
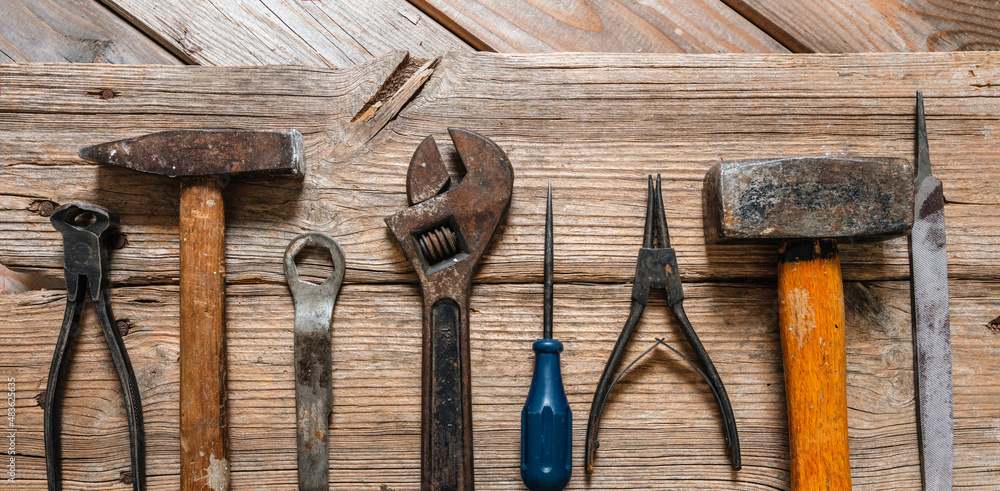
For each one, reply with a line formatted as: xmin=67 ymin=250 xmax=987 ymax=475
xmin=80 ymin=130 xmax=304 ymax=489
xmin=384 ymin=128 xmax=514 ymax=490
xmin=703 ymin=157 xmax=913 ymax=489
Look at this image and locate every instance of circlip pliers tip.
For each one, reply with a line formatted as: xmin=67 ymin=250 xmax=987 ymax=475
xmin=45 ymin=203 xmax=145 ymax=491
xmin=584 ymin=175 xmax=741 ymax=473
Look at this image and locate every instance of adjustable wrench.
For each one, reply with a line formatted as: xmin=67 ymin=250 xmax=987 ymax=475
xmin=384 ymin=128 xmax=514 ymax=490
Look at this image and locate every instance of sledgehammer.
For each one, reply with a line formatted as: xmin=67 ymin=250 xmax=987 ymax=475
xmin=703 ymin=157 xmax=913 ymax=490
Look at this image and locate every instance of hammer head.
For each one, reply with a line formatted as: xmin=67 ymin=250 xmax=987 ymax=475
xmin=703 ymin=157 xmax=914 ymax=243
xmin=79 ymin=129 xmax=304 ymax=178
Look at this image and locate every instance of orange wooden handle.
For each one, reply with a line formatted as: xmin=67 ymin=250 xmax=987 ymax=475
xmin=777 ymin=239 xmax=851 ymax=490
xmin=179 ymin=178 xmax=230 ymax=490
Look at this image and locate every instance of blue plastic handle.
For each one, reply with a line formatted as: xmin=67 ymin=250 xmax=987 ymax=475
xmin=521 ymin=338 xmax=572 ymax=491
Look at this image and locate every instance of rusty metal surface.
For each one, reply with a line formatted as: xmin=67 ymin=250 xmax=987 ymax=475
xmin=909 ymin=92 xmax=954 ymax=490
xmin=703 ymin=157 xmax=914 ymax=243
xmin=79 ymin=129 xmax=304 ymax=177
xmin=384 ymin=128 xmax=513 ymax=491
xmin=284 ymin=232 xmax=345 ymax=491
xmin=407 ymin=135 xmax=451 ymax=205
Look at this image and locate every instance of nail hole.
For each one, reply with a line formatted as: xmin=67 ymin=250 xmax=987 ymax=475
xmin=292 ymin=244 xmax=337 ymax=286
xmin=988 ymin=315 xmax=1000 ymax=333
xmin=87 ymin=88 xmax=119 ymax=100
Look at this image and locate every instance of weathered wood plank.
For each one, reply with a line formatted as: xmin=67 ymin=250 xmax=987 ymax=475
xmin=0 ymin=0 xmax=180 ymax=64
xmin=3 ymin=280 xmax=998 ymax=488
xmin=0 ymin=0 xmax=182 ymax=293
xmin=98 ymin=0 xmax=471 ymax=67
xmin=1 ymin=53 xmax=999 ymax=287
xmin=407 ymin=0 xmax=788 ymax=53
xmin=721 ymin=0 xmax=1000 ymax=53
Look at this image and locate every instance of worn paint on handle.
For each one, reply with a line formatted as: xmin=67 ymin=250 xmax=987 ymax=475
xmin=777 ymin=239 xmax=851 ymax=491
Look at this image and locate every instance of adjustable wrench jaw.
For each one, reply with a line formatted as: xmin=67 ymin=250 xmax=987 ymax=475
xmin=384 ymin=128 xmax=513 ymax=490
xmin=385 ymin=128 xmax=514 ymax=301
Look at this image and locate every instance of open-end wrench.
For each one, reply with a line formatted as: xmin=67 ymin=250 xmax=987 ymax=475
xmin=384 ymin=128 xmax=514 ymax=490
xmin=284 ymin=232 xmax=346 ymax=491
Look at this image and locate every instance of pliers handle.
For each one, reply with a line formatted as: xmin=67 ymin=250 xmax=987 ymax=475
xmin=45 ymin=203 xmax=145 ymax=491
xmin=584 ymin=176 xmax=740 ymax=473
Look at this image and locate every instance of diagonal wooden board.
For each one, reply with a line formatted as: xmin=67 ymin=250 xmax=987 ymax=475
xmin=0 ymin=0 xmax=181 ymax=64
xmin=721 ymin=0 xmax=1000 ymax=53
xmin=1 ymin=51 xmax=999 ymax=489
xmin=98 ymin=0 xmax=472 ymax=67
xmin=408 ymin=0 xmax=788 ymax=53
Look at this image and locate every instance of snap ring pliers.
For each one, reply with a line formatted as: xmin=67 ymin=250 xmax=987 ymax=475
xmin=45 ymin=203 xmax=145 ymax=490
xmin=584 ymin=176 xmax=740 ymax=473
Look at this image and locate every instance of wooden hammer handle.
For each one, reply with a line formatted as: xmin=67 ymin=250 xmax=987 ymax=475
xmin=179 ymin=178 xmax=230 ymax=490
xmin=777 ymin=239 xmax=852 ymax=490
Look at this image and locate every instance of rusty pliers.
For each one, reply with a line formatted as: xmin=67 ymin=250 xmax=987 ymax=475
xmin=45 ymin=203 xmax=145 ymax=490
xmin=584 ymin=176 xmax=740 ymax=473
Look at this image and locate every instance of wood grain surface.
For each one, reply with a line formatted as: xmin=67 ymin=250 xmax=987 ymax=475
xmin=177 ymin=178 xmax=230 ymax=490
xmin=97 ymin=0 xmax=471 ymax=66
xmin=409 ymin=0 xmax=787 ymax=53
xmin=2 ymin=52 xmax=1000 ymax=489
xmin=722 ymin=0 xmax=1000 ymax=53
xmin=0 ymin=0 xmax=180 ymax=64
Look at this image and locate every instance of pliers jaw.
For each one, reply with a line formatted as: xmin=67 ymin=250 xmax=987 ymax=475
xmin=49 ymin=203 xmax=119 ymax=302
xmin=631 ymin=175 xmax=684 ymax=307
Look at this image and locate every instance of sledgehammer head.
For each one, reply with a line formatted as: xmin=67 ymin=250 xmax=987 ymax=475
xmin=79 ymin=129 xmax=304 ymax=178
xmin=703 ymin=157 xmax=914 ymax=243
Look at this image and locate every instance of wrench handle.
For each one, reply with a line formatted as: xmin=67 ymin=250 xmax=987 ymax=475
xmin=422 ymin=297 xmax=474 ymax=491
